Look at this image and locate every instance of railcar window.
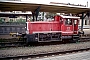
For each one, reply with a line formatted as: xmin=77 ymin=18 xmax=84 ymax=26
xmin=65 ymin=19 xmax=72 ymax=25
xmin=74 ymin=20 xmax=77 ymax=24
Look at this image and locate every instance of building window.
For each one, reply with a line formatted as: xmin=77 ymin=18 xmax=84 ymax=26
xmin=85 ymin=20 xmax=87 ymax=25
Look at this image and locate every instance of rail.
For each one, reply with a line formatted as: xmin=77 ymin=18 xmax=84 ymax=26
xmin=0 ymin=47 xmax=90 ymax=60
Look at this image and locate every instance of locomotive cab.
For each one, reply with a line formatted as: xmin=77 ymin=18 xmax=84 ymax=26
xmin=59 ymin=15 xmax=80 ymax=42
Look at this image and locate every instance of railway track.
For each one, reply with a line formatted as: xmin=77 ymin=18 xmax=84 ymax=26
xmin=0 ymin=38 xmax=26 ymax=48
xmin=0 ymin=41 xmax=26 ymax=48
xmin=0 ymin=41 xmax=90 ymax=59
xmin=0 ymin=37 xmax=90 ymax=48
xmin=0 ymin=46 xmax=90 ymax=60
xmin=80 ymin=37 xmax=90 ymax=42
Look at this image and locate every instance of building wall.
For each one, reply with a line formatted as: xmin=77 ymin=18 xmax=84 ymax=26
xmin=79 ymin=16 xmax=90 ymax=26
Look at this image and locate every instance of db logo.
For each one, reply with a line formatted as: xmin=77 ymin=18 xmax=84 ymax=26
xmin=67 ymin=27 xmax=70 ymax=30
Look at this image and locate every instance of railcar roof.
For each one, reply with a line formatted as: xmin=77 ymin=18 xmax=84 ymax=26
xmin=60 ymin=15 xmax=80 ymax=19
xmin=0 ymin=1 xmax=90 ymax=14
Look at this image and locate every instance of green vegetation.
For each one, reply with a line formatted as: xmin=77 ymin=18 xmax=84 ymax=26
xmin=0 ymin=18 xmax=5 ymax=23
xmin=9 ymin=18 xmax=26 ymax=23
xmin=9 ymin=19 xmax=13 ymax=22
xmin=45 ymin=12 xmax=56 ymax=19
xmin=0 ymin=17 xmax=26 ymax=24
xmin=16 ymin=18 xmax=26 ymax=23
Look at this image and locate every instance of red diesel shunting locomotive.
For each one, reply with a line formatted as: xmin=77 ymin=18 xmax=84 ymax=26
xmin=25 ymin=15 xmax=80 ymax=43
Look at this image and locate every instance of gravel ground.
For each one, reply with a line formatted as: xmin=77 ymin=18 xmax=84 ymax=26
xmin=0 ymin=41 xmax=90 ymax=58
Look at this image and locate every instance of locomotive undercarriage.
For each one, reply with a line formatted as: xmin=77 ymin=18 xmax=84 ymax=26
xmin=25 ymin=32 xmax=80 ymax=43
xmin=60 ymin=34 xmax=79 ymax=43
xmin=26 ymin=32 xmax=62 ymax=43
xmin=72 ymin=34 xmax=80 ymax=42
xmin=10 ymin=32 xmax=80 ymax=44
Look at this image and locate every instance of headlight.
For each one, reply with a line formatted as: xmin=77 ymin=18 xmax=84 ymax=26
xmin=26 ymin=30 xmax=29 ymax=34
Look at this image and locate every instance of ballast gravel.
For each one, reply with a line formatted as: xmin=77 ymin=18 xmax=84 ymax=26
xmin=0 ymin=42 xmax=90 ymax=58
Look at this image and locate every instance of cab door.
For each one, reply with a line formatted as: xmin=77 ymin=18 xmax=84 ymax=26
xmin=73 ymin=19 xmax=78 ymax=34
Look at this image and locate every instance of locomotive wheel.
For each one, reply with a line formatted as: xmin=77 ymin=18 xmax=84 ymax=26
xmin=62 ymin=39 xmax=71 ymax=43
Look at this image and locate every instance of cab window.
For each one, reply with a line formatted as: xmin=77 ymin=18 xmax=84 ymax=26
xmin=74 ymin=20 xmax=77 ymax=24
xmin=65 ymin=19 xmax=72 ymax=25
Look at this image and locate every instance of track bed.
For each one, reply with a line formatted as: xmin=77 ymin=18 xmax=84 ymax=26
xmin=0 ymin=41 xmax=90 ymax=58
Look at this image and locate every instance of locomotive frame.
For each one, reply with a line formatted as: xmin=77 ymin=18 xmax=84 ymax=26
xmin=25 ymin=15 xmax=80 ymax=43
